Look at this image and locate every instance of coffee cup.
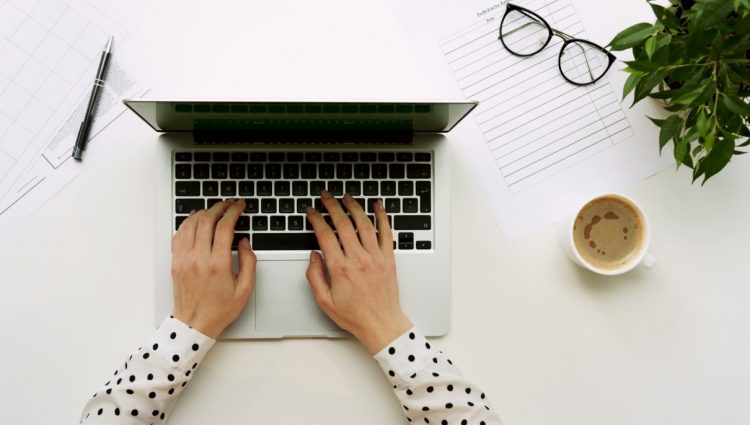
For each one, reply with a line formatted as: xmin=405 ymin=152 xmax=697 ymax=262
xmin=560 ymin=193 xmax=656 ymax=275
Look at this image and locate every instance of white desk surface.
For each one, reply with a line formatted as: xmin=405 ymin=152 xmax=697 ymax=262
xmin=1 ymin=1 xmax=748 ymax=424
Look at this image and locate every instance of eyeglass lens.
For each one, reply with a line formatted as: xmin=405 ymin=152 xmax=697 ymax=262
xmin=500 ymin=9 xmax=551 ymax=56
xmin=559 ymin=41 xmax=609 ymax=84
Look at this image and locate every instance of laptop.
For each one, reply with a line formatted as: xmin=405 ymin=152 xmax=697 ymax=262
xmin=124 ymin=99 xmax=477 ymax=339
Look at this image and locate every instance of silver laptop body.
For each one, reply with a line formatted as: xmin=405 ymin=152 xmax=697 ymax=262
xmin=124 ymin=99 xmax=477 ymax=339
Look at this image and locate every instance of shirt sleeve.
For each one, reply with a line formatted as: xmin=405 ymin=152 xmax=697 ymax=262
xmin=374 ymin=328 xmax=502 ymax=425
xmin=79 ymin=316 xmax=215 ymax=424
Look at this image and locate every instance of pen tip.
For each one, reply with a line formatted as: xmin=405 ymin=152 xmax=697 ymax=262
xmin=105 ymin=35 xmax=113 ymax=52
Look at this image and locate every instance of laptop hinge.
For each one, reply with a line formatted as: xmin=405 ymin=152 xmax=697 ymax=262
xmin=193 ymin=131 xmax=413 ymax=145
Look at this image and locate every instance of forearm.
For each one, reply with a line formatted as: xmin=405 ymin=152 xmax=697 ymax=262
xmin=80 ymin=316 xmax=215 ymax=424
xmin=375 ymin=328 xmax=502 ymax=425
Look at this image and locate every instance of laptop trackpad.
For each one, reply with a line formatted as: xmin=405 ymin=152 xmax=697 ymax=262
xmin=255 ymin=260 xmax=339 ymax=334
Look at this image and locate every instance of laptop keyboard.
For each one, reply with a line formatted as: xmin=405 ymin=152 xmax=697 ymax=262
xmin=173 ymin=150 xmax=434 ymax=251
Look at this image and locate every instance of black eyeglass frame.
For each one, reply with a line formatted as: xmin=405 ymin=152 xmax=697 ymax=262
xmin=498 ymin=3 xmax=617 ymax=86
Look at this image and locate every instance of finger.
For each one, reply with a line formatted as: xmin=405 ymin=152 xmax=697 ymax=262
xmin=320 ymin=191 xmax=362 ymax=255
xmin=306 ymin=251 xmax=335 ymax=317
xmin=342 ymin=193 xmax=379 ymax=253
xmin=307 ymin=207 xmax=344 ymax=261
xmin=175 ymin=209 xmax=199 ymax=254
xmin=235 ymin=237 xmax=257 ymax=300
xmin=195 ymin=200 xmax=233 ymax=252
xmin=374 ymin=199 xmax=394 ymax=259
xmin=213 ymin=199 xmax=245 ymax=254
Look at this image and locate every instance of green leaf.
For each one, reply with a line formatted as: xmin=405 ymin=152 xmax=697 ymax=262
xmin=645 ymin=35 xmax=657 ymax=59
xmin=674 ymin=138 xmax=689 ymax=167
xmin=655 ymin=33 xmax=672 ymax=52
xmin=722 ymin=95 xmax=750 ymax=116
xmin=633 ymin=71 xmax=666 ymax=105
xmin=609 ymin=23 xmax=654 ymax=50
xmin=690 ymin=0 xmax=735 ymax=30
xmin=672 ymin=87 xmax=704 ymax=105
xmin=622 ymin=73 xmax=642 ymax=100
xmin=696 ymin=109 xmax=709 ymax=136
xmin=699 ymin=136 xmax=735 ymax=184
xmin=624 ymin=60 xmax=662 ymax=73
xmin=659 ymin=115 xmax=683 ymax=153
xmin=704 ymin=130 xmax=716 ymax=152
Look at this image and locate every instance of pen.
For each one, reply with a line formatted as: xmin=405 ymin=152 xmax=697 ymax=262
xmin=72 ymin=35 xmax=114 ymax=161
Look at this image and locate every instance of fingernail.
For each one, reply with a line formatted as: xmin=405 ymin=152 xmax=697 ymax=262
xmin=321 ymin=190 xmax=332 ymax=199
xmin=306 ymin=207 xmax=316 ymax=215
xmin=343 ymin=192 xmax=352 ymax=200
xmin=376 ymin=199 xmax=384 ymax=210
xmin=310 ymin=251 xmax=317 ymax=263
xmin=189 ymin=210 xmax=196 ymax=216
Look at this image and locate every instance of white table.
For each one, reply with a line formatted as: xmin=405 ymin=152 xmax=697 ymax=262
xmin=1 ymin=1 xmax=748 ymax=424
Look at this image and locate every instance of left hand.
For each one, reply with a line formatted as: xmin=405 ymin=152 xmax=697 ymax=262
xmin=170 ymin=199 xmax=256 ymax=338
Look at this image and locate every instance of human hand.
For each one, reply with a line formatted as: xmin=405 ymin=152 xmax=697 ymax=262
xmin=306 ymin=191 xmax=412 ymax=354
xmin=170 ymin=199 xmax=256 ymax=339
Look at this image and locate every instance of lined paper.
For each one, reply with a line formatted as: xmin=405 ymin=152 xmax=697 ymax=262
xmin=439 ymin=0 xmax=632 ymax=193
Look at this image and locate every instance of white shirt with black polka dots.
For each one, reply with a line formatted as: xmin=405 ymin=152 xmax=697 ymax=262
xmin=81 ymin=318 xmax=501 ymax=425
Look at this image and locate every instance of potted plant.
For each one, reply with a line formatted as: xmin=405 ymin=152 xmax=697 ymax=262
xmin=608 ymin=0 xmax=750 ymax=183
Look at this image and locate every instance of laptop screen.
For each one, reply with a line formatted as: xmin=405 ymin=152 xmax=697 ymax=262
xmin=123 ymin=100 xmax=477 ymax=133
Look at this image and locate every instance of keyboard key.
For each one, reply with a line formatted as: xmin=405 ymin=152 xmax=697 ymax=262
xmin=297 ymin=198 xmax=313 ymax=212
xmin=235 ymin=216 xmax=250 ymax=231
xmin=231 ymin=152 xmax=248 ymax=162
xmin=389 ymin=163 xmax=405 ymax=179
xmin=354 ymin=163 xmax=369 ymax=179
xmin=287 ymin=152 xmax=304 ymax=162
xmin=398 ymin=181 xmax=413 ymax=196
xmin=239 ymin=181 xmax=254 ymax=196
xmin=207 ymin=198 xmax=223 ymax=209
xmin=416 ymin=241 xmax=432 ymax=250
xmin=398 ymin=232 xmax=414 ymax=250
xmin=397 ymin=152 xmax=413 ymax=162
xmin=292 ymin=181 xmax=308 ymax=196
xmin=248 ymin=164 xmax=263 ymax=179
xmin=327 ymin=181 xmax=343 ymax=196
xmin=261 ymin=198 xmax=277 ymax=213
xmin=415 ymin=152 xmax=431 ymax=162
xmin=202 ymin=181 xmax=219 ymax=196
xmin=288 ymin=215 xmax=305 ymax=230
xmin=269 ymin=152 xmax=285 ymax=162
xmin=324 ymin=152 xmax=340 ymax=162
xmin=213 ymin=152 xmax=229 ymax=161
xmin=175 ymin=181 xmax=200 ymax=196
xmin=310 ymin=181 xmax=325 ymax=195
xmin=319 ymin=163 xmax=334 ymax=179
xmin=194 ymin=152 xmax=211 ymax=161
xmin=211 ymin=164 xmax=228 ymax=179
xmin=244 ymin=198 xmax=259 ymax=213
xmin=175 ymin=215 xmax=188 ymax=230
xmin=394 ymin=215 xmax=431 ymax=230
xmin=301 ymin=164 xmax=317 ymax=179
xmin=314 ymin=198 xmax=324 ymax=211
xmin=230 ymin=163 xmax=246 ymax=179
xmin=265 ymin=163 xmax=281 ymax=179
xmin=403 ymin=198 xmax=419 ymax=213
xmin=336 ymin=163 xmax=352 ymax=179
xmin=232 ymin=233 xmax=250 ymax=250
xmin=381 ymin=181 xmax=396 ymax=196
xmin=274 ymin=181 xmax=290 ymax=196
xmin=175 ymin=152 xmax=192 ymax=161
xmin=367 ymin=198 xmax=381 ymax=213
xmin=257 ymin=181 xmax=272 ymax=196
xmin=378 ymin=152 xmax=395 ymax=162
xmin=407 ymin=164 xmax=431 ymax=179
xmin=193 ymin=163 xmax=210 ymax=179
xmin=353 ymin=197 xmax=366 ymax=210
xmin=361 ymin=152 xmax=377 ymax=161
xmin=279 ymin=198 xmax=294 ymax=213
xmin=221 ymin=181 xmax=236 ymax=196
xmin=250 ymin=152 xmax=267 ymax=162
xmin=283 ymin=163 xmax=299 ymax=179
xmin=345 ymin=181 xmax=361 ymax=196
xmin=385 ymin=198 xmax=400 ymax=213
xmin=175 ymin=164 xmax=191 ymax=179
xmin=253 ymin=233 xmax=320 ymax=250
xmin=176 ymin=199 xmax=204 ymax=214
xmin=372 ymin=164 xmax=387 ymax=178
xmin=252 ymin=216 xmax=268 ymax=231
xmin=305 ymin=152 xmax=322 ymax=162
xmin=342 ymin=152 xmax=358 ymax=162
xmin=363 ymin=181 xmax=378 ymax=196
xmin=416 ymin=181 xmax=431 ymax=212
xmin=270 ymin=216 xmax=286 ymax=230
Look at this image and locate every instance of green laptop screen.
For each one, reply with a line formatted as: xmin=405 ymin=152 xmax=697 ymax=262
xmin=123 ymin=100 xmax=477 ymax=133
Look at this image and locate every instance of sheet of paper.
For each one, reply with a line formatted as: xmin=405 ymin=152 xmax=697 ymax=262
xmin=389 ymin=0 xmax=673 ymax=241
xmin=0 ymin=0 xmax=147 ymax=237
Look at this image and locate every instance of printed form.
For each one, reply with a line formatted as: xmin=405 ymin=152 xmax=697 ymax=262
xmin=391 ymin=0 xmax=672 ymax=240
xmin=0 ymin=0 xmax=147 ymax=237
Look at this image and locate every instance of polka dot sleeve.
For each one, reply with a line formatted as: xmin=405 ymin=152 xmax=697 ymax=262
xmin=374 ymin=328 xmax=502 ymax=425
xmin=79 ymin=316 xmax=215 ymax=424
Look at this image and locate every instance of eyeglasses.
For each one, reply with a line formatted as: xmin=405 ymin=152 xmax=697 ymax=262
xmin=498 ymin=3 xmax=616 ymax=86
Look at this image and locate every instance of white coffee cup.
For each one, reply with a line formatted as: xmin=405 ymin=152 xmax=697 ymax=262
xmin=560 ymin=193 xmax=656 ymax=275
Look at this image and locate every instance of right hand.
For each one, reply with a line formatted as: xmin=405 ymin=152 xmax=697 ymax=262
xmin=306 ymin=191 xmax=413 ymax=354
